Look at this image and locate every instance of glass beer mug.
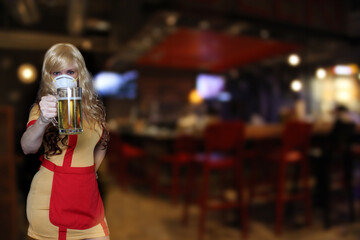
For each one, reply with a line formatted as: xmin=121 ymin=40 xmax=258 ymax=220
xmin=54 ymin=87 xmax=83 ymax=135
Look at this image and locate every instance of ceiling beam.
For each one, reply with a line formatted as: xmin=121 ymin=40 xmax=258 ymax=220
xmin=0 ymin=30 xmax=114 ymax=52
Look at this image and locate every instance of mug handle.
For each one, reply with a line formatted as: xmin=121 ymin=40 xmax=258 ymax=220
xmin=50 ymin=94 xmax=59 ymax=127
xmin=51 ymin=118 xmax=58 ymax=127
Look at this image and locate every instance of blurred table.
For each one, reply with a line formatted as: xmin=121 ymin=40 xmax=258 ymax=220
xmin=245 ymin=121 xmax=341 ymax=140
xmin=245 ymin=124 xmax=283 ymax=139
xmin=120 ymin=122 xmax=332 ymax=142
xmin=117 ymin=121 xmax=360 ymax=155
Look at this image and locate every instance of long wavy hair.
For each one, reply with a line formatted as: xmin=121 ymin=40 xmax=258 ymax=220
xmin=34 ymin=43 xmax=109 ymax=157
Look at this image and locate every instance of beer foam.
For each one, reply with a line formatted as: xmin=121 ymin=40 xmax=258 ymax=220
xmin=58 ymin=97 xmax=82 ymax=100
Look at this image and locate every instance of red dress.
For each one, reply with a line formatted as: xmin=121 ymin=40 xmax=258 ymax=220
xmin=26 ymin=105 xmax=109 ymax=240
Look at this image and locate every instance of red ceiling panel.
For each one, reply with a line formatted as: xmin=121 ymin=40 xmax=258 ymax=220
xmin=137 ymin=28 xmax=301 ymax=72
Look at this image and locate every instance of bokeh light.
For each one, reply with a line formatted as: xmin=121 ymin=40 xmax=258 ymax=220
xmin=17 ymin=63 xmax=37 ymax=84
xmin=316 ymin=68 xmax=327 ymax=79
xmin=188 ymin=89 xmax=203 ymax=104
xmin=287 ymin=54 xmax=301 ymax=66
xmin=291 ymin=79 xmax=302 ymax=92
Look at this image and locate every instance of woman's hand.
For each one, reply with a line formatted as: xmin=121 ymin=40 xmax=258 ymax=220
xmin=21 ymin=95 xmax=57 ymax=154
xmin=39 ymin=95 xmax=57 ymax=124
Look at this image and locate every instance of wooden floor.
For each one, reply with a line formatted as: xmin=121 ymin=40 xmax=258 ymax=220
xmin=18 ymin=168 xmax=360 ymax=240
xmin=101 ymin=173 xmax=360 ymax=240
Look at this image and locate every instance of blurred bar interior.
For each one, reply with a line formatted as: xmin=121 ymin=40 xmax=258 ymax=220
xmin=3 ymin=0 xmax=360 ymax=239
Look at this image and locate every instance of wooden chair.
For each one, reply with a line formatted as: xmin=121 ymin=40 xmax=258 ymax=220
xmin=152 ymin=134 xmax=197 ymax=204
xmin=249 ymin=120 xmax=313 ymax=235
xmin=107 ymin=132 xmax=148 ymax=190
xmin=182 ymin=121 xmax=248 ymax=240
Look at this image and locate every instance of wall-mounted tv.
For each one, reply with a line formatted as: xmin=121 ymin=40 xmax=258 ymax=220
xmin=196 ymin=73 xmax=225 ymax=99
xmin=94 ymin=70 xmax=138 ymax=99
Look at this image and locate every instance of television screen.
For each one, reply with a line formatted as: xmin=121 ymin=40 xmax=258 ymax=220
xmin=196 ymin=73 xmax=225 ymax=99
xmin=94 ymin=70 xmax=138 ymax=99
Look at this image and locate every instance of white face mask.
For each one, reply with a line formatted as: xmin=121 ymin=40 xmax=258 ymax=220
xmin=53 ymin=74 xmax=78 ymax=89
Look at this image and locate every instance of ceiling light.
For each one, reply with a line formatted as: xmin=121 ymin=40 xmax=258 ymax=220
xmin=316 ymin=68 xmax=326 ymax=79
xmin=290 ymin=79 xmax=302 ymax=92
xmin=166 ymin=14 xmax=178 ymax=26
xmin=18 ymin=63 xmax=37 ymax=84
xmin=287 ymin=54 xmax=300 ymax=66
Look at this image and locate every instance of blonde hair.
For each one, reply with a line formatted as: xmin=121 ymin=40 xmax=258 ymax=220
xmin=36 ymin=43 xmax=108 ymax=154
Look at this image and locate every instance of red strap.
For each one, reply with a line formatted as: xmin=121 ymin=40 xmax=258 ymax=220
xmin=27 ymin=120 xmax=36 ymax=129
xmin=41 ymin=157 xmax=95 ymax=174
xmin=100 ymin=218 xmax=109 ymax=236
xmin=63 ymin=135 xmax=78 ymax=167
xmin=59 ymin=226 xmax=67 ymax=240
xmin=96 ymin=128 xmax=104 ymax=145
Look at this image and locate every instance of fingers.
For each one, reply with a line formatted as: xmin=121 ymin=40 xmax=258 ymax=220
xmin=39 ymin=95 xmax=57 ymax=121
xmin=41 ymin=95 xmax=57 ymax=104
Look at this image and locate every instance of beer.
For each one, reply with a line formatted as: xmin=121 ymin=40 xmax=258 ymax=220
xmin=56 ymin=88 xmax=83 ymax=135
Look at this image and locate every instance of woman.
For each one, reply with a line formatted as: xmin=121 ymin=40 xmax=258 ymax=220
xmin=21 ymin=43 xmax=110 ymax=240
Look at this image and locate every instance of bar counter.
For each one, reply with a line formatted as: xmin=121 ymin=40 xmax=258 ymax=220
xmin=245 ymin=121 xmax=333 ymax=140
xmin=124 ymin=121 xmax=338 ymax=141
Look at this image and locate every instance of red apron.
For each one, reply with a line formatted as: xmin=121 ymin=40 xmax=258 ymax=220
xmin=39 ymin=134 xmax=108 ymax=239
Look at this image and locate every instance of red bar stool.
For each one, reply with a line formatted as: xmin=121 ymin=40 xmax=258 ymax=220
xmin=182 ymin=121 xmax=248 ymax=240
xmin=249 ymin=120 xmax=313 ymax=235
xmin=107 ymin=132 xmax=148 ymax=190
xmin=152 ymin=134 xmax=198 ymax=204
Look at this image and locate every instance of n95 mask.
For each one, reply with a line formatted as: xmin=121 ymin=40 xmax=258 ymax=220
xmin=53 ymin=74 xmax=78 ymax=89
